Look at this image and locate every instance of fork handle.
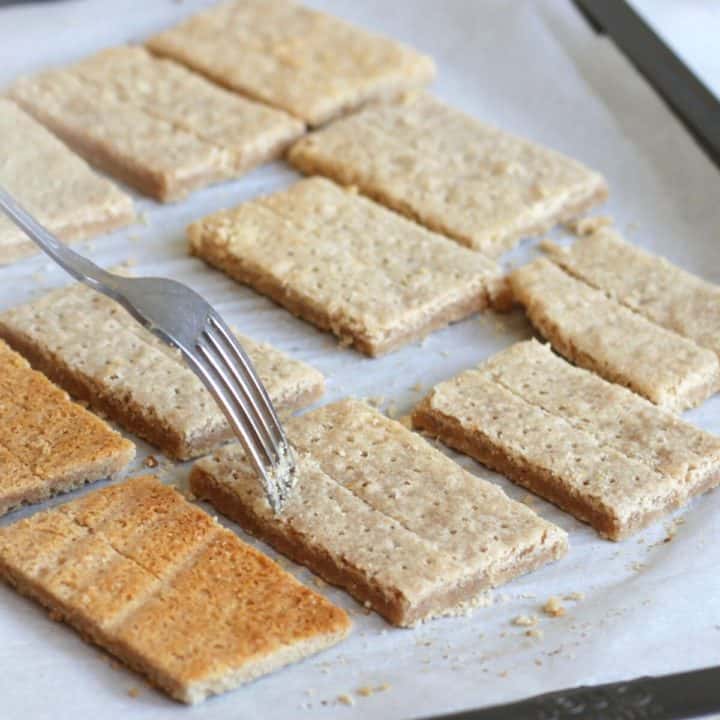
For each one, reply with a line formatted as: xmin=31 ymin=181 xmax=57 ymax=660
xmin=0 ymin=185 xmax=117 ymax=292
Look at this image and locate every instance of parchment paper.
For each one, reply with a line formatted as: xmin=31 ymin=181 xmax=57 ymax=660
xmin=0 ymin=1 xmax=719 ymax=719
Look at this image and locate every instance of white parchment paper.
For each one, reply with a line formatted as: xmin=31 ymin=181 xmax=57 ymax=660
xmin=1 ymin=2 xmax=719 ymax=719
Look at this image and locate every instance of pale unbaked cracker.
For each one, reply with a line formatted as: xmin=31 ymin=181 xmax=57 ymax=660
xmin=0 ymin=283 xmax=325 ymax=460
xmin=509 ymin=258 xmax=719 ymax=411
xmin=0 ymin=476 xmax=350 ymax=704
xmin=543 ymin=229 xmax=720 ymax=359
xmin=188 ymin=177 xmax=499 ymax=356
xmin=412 ymin=340 xmax=720 ymax=540
xmin=191 ymin=399 xmax=567 ymax=627
xmin=0 ymin=339 xmax=134 ymax=517
xmin=146 ymin=0 xmax=435 ymax=126
xmin=288 ymin=94 xmax=608 ymax=256
xmin=0 ymin=99 xmax=134 ymax=264
xmin=8 ymin=47 xmax=303 ymax=201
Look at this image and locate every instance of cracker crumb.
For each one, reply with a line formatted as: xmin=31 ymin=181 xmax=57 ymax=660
xmin=365 ymin=395 xmax=385 ymax=408
xmin=512 ymin=614 xmax=538 ymax=627
xmin=127 ymin=687 xmax=140 ymax=698
xmin=566 ymin=215 xmax=612 ymax=236
xmin=526 ymin=628 xmax=544 ymax=639
xmin=338 ymin=694 xmax=354 ymax=706
xmin=144 ymin=455 xmax=158 ymax=468
xmin=563 ymin=592 xmax=585 ymax=602
xmin=357 ymin=686 xmax=373 ymax=697
xmin=542 ymin=596 xmax=566 ymax=617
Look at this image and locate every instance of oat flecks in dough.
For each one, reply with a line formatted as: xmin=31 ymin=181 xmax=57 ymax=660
xmin=190 ymin=399 xmax=567 ymax=627
xmin=146 ymin=0 xmax=435 ymax=126
xmin=188 ymin=177 xmax=499 ymax=356
xmin=0 ymin=339 xmax=134 ymax=517
xmin=0 ymin=477 xmax=350 ymax=704
xmin=543 ymin=228 xmax=720 ymax=360
xmin=412 ymin=339 xmax=720 ymax=540
xmin=509 ymin=258 xmax=719 ymax=411
xmin=288 ymin=94 xmax=607 ymax=256
xmin=8 ymin=46 xmax=303 ymax=201
xmin=0 ymin=99 xmax=134 ymax=264
xmin=0 ymin=283 xmax=324 ymax=460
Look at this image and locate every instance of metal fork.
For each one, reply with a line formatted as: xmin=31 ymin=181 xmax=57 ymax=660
xmin=0 ymin=186 xmax=295 ymax=512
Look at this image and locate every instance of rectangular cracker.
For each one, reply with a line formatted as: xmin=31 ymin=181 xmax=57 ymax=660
xmin=288 ymin=94 xmax=608 ymax=256
xmin=543 ymin=229 xmax=720 ymax=359
xmin=0 ymin=339 xmax=134 ymax=516
xmin=0 ymin=99 xmax=134 ymax=264
xmin=146 ymin=0 xmax=435 ymax=126
xmin=191 ymin=399 xmax=567 ymax=627
xmin=0 ymin=476 xmax=350 ymax=704
xmin=8 ymin=47 xmax=304 ymax=201
xmin=412 ymin=340 xmax=720 ymax=540
xmin=188 ymin=177 xmax=499 ymax=356
xmin=509 ymin=258 xmax=719 ymax=411
xmin=0 ymin=283 xmax=324 ymax=460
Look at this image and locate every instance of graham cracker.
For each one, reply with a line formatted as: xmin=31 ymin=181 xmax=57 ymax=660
xmin=509 ymin=258 xmax=719 ymax=411
xmin=0 ymin=476 xmax=350 ymax=704
xmin=8 ymin=46 xmax=303 ymax=201
xmin=0 ymin=339 xmax=134 ymax=517
xmin=412 ymin=340 xmax=720 ymax=540
xmin=543 ymin=229 xmax=720 ymax=360
xmin=0 ymin=283 xmax=325 ymax=460
xmin=188 ymin=177 xmax=499 ymax=356
xmin=288 ymin=94 xmax=608 ymax=256
xmin=146 ymin=0 xmax=435 ymax=126
xmin=190 ymin=399 xmax=567 ymax=627
xmin=0 ymin=99 xmax=134 ymax=264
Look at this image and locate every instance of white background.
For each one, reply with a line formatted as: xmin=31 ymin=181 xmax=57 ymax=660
xmin=1 ymin=1 xmax=719 ymax=719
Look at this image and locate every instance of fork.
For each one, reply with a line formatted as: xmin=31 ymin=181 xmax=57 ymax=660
xmin=0 ymin=186 xmax=296 ymax=512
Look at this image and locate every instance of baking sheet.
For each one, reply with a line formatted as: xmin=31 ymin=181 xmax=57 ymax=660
xmin=1 ymin=1 xmax=720 ymax=718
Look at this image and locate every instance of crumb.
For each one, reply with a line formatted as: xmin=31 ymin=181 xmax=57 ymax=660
xmin=512 ymin=614 xmax=538 ymax=627
xmin=144 ymin=455 xmax=158 ymax=468
xmin=526 ymin=628 xmax=544 ymax=639
xmin=439 ymin=350 xmax=450 ymax=358
xmin=127 ymin=687 xmax=140 ymax=698
xmin=410 ymin=382 xmax=424 ymax=393
xmin=563 ymin=592 xmax=585 ymax=602
xmin=357 ymin=686 xmax=373 ymax=697
xmin=542 ymin=596 xmax=566 ymax=617
xmin=566 ymin=215 xmax=612 ymax=236
xmin=313 ymin=577 xmax=326 ymax=589
xmin=498 ymin=671 xmax=508 ymax=678
xmin=520 ymin=493 xmax=536 ymax=506
xmin=534 ymin=658 xmax=543 ymax=666
xmin=376 ymin=683 xmax=391 ymax=693
xmin=365 ymin=395 xmax=385 ymax=408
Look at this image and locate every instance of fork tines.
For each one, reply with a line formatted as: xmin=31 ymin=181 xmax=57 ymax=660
xmin=195 ymin=312 xmax=296 ymax=512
